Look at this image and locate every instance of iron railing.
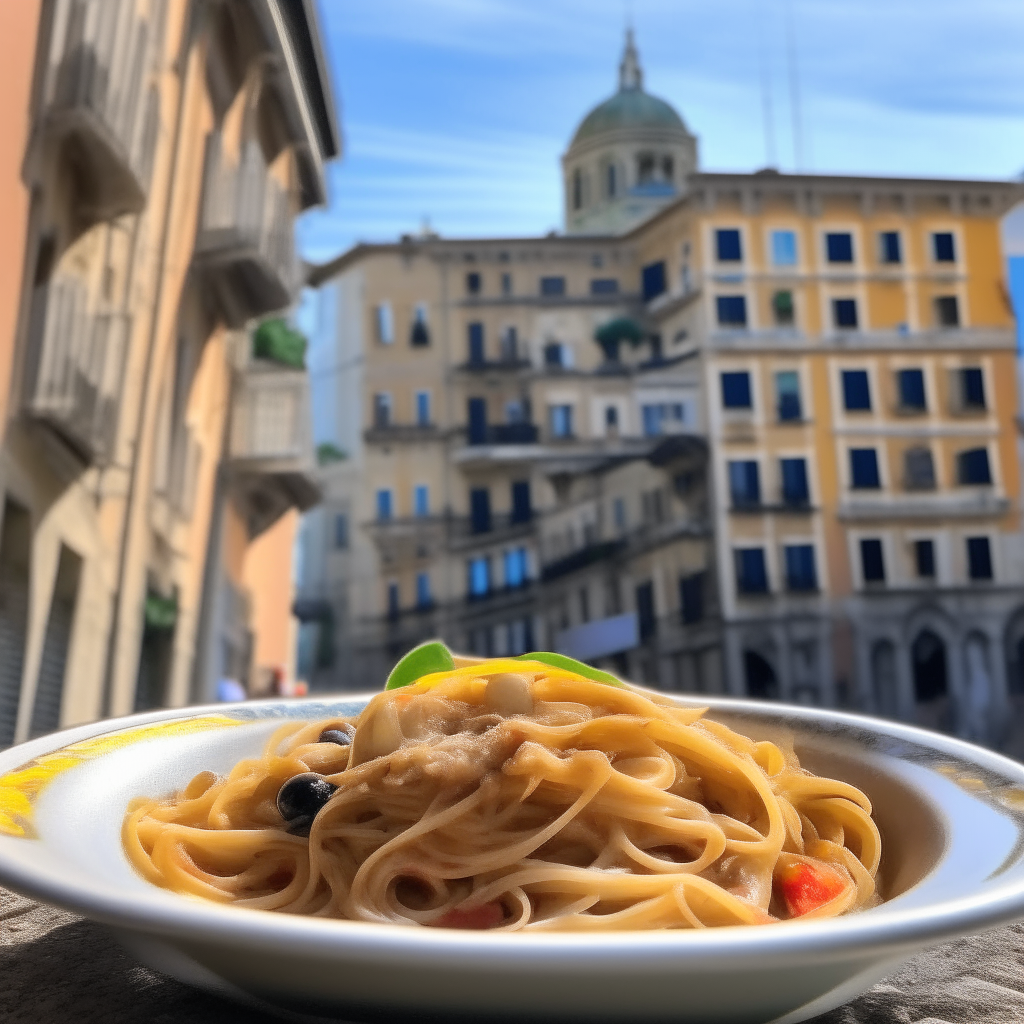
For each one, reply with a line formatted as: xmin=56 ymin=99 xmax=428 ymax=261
xmin=23 ymin=276 xmax=129 ymax=464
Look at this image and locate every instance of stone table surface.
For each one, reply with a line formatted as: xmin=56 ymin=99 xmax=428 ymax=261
xmin=4 ymin=887 xmax=1024 ymax=1024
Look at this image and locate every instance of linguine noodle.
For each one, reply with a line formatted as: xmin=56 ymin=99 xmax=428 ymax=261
xmin=123 ymin=659 xmax=881 ymax=930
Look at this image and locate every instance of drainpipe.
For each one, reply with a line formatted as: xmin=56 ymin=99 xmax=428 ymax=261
xmin=100 ymin=5 xmax=202 ymax=717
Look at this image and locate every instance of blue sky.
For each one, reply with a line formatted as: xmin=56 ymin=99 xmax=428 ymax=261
xmin=298 ymin=0 xmax=1024 ymax=263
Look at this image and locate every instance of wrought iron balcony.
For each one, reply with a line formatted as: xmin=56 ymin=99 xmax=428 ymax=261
xmin=34 ymin=0 xmax=161 ymax=224
xmin=195 ymin=133 xmax=300 ymax=326
xmin=22 ymin=276 xmax=129 ymax=465
xmin=228 ymin=359 xmax=319 ymax=535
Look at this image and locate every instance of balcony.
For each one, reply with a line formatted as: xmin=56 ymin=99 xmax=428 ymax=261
xmin=228 ymin=359 xmax=319 ymax=535
xmin=34 ymin=0 xmax=160 ymax=225
xmin=22 ymin=276 xmax=129 ymax=465
xmin=194 ymin=134 xmax=300 ymax=326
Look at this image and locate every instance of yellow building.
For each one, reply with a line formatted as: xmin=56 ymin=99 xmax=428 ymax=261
xmin=0 ymin=0 xmax=338 ymax=746
xmin=299 ymin=30 xmax=1022 ymax=749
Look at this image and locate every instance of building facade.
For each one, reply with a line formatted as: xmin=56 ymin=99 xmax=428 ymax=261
xmin=0 ymin=0 xmax=337 ymax=747
xmin=298 ymin=31 xmax=1024 ymax=752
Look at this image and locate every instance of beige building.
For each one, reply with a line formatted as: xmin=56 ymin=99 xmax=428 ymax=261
xmin=0 ymin=0 xmax=338 ymax=747
xmin=298 ymin=31 xmax=1024 ymax=751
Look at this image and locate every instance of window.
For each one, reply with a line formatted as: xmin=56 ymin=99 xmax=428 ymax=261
xmin=606 ymin=163 xmax=617 ymax=197
xmin=605 ymin=405 xmax=618 ymax=431
xmin=467 ymin=322 xmax=485 ymax=365
xmin=967 ymin=537 xmax=993 ymax=580
xmin=781 ymin=458 xmax=810 ymax=506
xmin=467 ymin=397 xmax=487 ymax=444
xmin=958 ymin=367 xmax=986 ymax=410
xmin=842 ymin=370 xmax=871 ymax=411
xmin=334 ymin=513 xmax=348 ymax=549
xmin=372 ymin=392 xmax=392 ymax=427
xmin=549 ymin=404 xmax=573 ymax=438
xmin=591 ymin=278 xmax=619 ymax=296
xmin=933 ymin=232 xmax=956 ymax=263
xmin=772 ymin=290 xmax=794 ymax=326
xmin=415 ymin=390 xmax=431 ymax=426
xmin=468 ymin=557 xmax=491 ymax=597
xmin=860 ymin=539 xmax=885 ymax=583
xmin=735 ymin=549 xmax=769 ymax=594
xmin=721 ymin=371 xmax=752 ymax=409
xmin=897 ymin=369 xmax=926 ymax=411
xmin=833 ymin=299 xmax=858 ymax=330
xmin=470 ymin=487 xmax=491 ymax=533
xmin=540 ymin=276 xmax=565 ymax=297
xmin=376 ymin=489 xmax=392 ymax=521
xmin=785 ymin=545 xmax=817 ymax=591
xmin=728 ymin=460 xmax=761 ymax=507
xmin=410 ymin=303 xmax=430 ymax=346
xmin=375 ymin=302 xmax=394 ymax=343
xmin=642 ymin=402 xmax=686 ymax=437
xmin=387 ymin=580 xmax=400 ymax=618
xmin=501 ymin=272 xmax=512 ymax=296
xmin=466 ymin=271 xmax=481 ymax=295
xmin=776 ymin=371 xmax=802 ymax=421
xmin=826 ymin=232 xmax=854 ymax=263
xmin=636 ymin=581 xmax=657 ymax=640
xmin=716 ymin=295 xmax=748 ymax=327
xmin=879 ymin=231 xmax=901 ymax=264
xmin=850 ymin=449 xmax=881 ymax=489
xmin=413 ymin=484 xmax=429 ymax=517
xmin=511 ymin=481 xmax=532 ymax=523
xmin=770 ymin=230 xmax=797 ymax=266
xmin=499 ymin=326 xmax=518 ymax=363
xmin=416 ymin=572 xmax=431 ymax=608
xmin=915 ymin=539 xmax=935 ymax=578
xmin=904 ymin=447 xmax=936 ymax=490
xmin=679 ymin=573 xmax=704 ymax=624
xmin=957 ymin=448 xmax=992 ymax=485
xmin=637 ymin=153 xmax=655 ymax=184
xmin=543 ymin=342 xmax=571 ymax=368
xmin=504 ymin=548 xmax=529 ymax=588
xmin=603 ymin=499 xmax=624 ymax=538
xmin=572 ymin=168 xmax=583 ymax=210
xmin=642 ymin=261 xmax=667 ymax=301
xmin=935 ymin=296 xmax=959 ymax=327
xmin=716 ymin=229 xmax=742 ymax=262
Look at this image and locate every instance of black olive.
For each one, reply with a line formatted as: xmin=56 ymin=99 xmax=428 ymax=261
xmin=276 ymin=772 xmax=338 ymax=831
xmin=319 ymin=728 xmax=352 ymax=747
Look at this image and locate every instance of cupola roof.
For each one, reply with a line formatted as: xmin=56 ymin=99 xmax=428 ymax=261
xmin=569 ymin=29 xmax=687 ymax=147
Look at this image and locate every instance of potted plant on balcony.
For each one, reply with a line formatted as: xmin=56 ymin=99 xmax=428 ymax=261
xmin=254 ymin=318 xmax=307 ymax=369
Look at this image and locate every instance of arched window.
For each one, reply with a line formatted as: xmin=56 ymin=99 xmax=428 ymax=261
xmin=662 ymin=155 xmax=674 ymax=182
xmin=964 ymin=632 xmax=993 ymax=741
xmin=871 ymin=640 xmax=898 ymax=718
xmin=606 ymin=163 xmax=617 ymax=198
xmin=572 ymin=169 xmax=583 ymax=211
xmin=637 ymin=153 xmax=656 ymax=184
xmin=743 ymin=650 xmax=778 ymax=700
xmin=912 ymin=629 xmax=947 ymax=702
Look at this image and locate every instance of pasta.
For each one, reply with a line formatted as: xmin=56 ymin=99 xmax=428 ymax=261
xmin=123 ymin=655 xmax=881 ymax=930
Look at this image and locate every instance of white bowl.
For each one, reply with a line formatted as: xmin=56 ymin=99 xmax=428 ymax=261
xmin=2 ymin=694 xmax=1024 ymax=1024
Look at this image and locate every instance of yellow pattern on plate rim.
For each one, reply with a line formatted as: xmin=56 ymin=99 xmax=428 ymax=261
xmin=0 ymin=715 xmax=242 ymax=839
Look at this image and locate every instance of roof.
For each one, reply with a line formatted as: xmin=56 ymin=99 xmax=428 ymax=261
xmin=570 ymin=87 xmax=687 ymax=147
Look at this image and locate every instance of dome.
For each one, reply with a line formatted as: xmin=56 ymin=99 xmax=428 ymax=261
xmin=571 ymin=89 xmax=686 ymax=146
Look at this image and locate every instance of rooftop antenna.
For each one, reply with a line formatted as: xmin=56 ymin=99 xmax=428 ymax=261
xmin=757 ymin=0 xmax=777 ymax=168
xmin=785 ymin=0 xmax=804 ymax=170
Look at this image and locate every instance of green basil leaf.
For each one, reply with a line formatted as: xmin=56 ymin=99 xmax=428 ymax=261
xmin=514 ymin=652 xmax=624 ymax=688
xmin=385 ymin=641 xmax=456 ymax=690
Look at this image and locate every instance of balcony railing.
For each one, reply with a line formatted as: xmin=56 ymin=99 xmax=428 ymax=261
xmin=195 ymin=134 xmax=300 ymax=325
xmin=36 ymin=0 xmax=161 ymax=222
xmin=22 ymin=277 xmax=129 ymax=464
xmin=230 ymin=360 xmax=313 ymax=469
xmin=229 ymin=359 xmax=319 ymax=535
xmin=468 ymin=422 xmax=540 ymax=446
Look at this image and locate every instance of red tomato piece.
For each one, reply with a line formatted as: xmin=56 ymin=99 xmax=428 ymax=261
xmin=433 ymin=901 xmax=505 ymax=930
xmin=776 ymin=860 xmax=847 ymax=918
